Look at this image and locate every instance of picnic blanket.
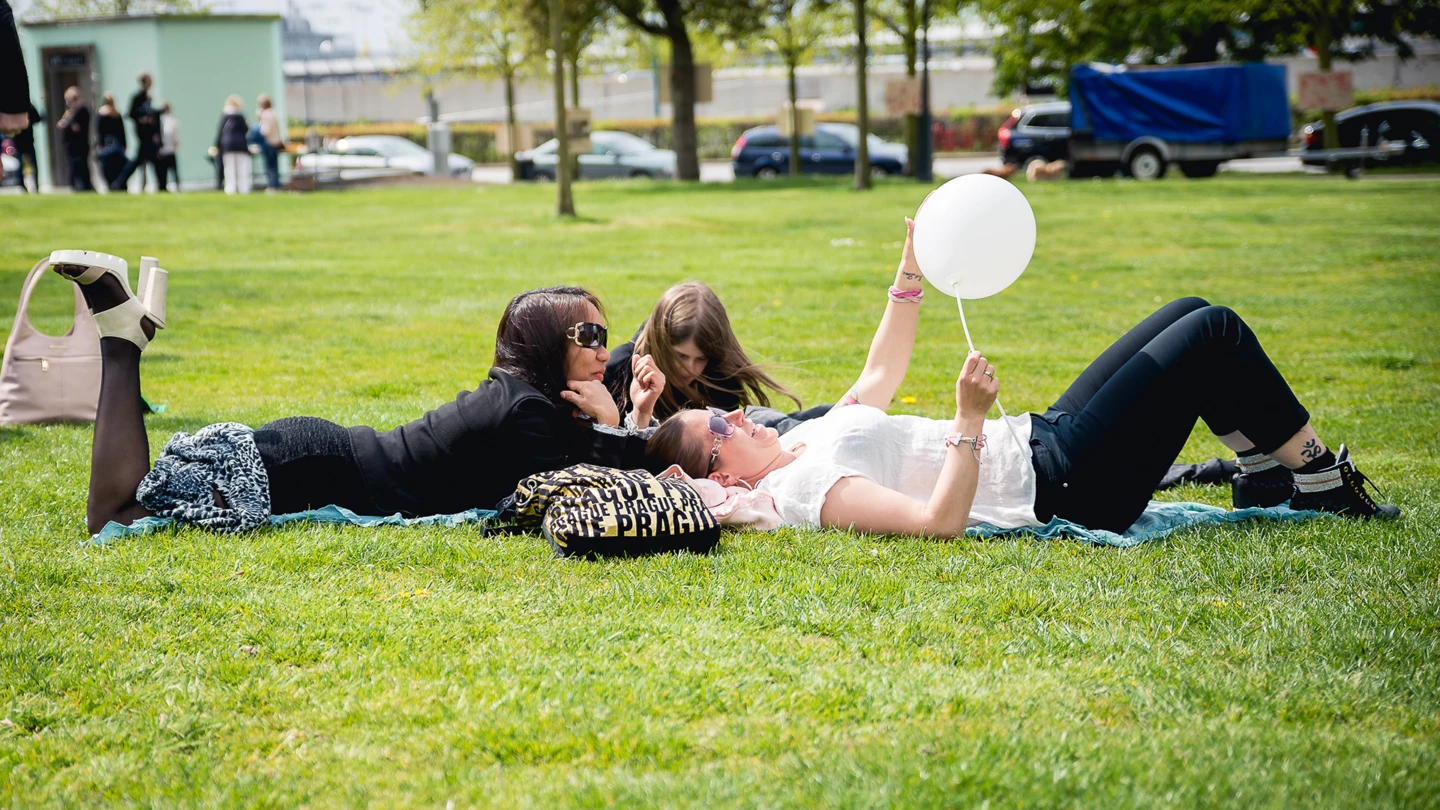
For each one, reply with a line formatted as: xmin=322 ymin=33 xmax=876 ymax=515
xmin=89 ymin=500 xmax=1322 ymax=549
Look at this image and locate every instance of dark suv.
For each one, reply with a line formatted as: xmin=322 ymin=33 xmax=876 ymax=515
xmin=998 ymin=101 xmax=1071 ymax=168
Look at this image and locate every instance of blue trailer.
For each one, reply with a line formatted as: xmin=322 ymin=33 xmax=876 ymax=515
xmin=1067 ymin=62 xmax=1293 ymax=180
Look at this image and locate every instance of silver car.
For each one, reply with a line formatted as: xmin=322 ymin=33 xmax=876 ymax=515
xmin=296 ymin=135 xmax=475 ymax=179
xmin=519 ymin=131 xmax=676 ymax=180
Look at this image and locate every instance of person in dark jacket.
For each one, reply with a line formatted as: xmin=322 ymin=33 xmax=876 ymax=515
xmin=56 ymin=86 xmax=94 ymax=191
xmin=42 ymin=264 xmax=669 ymax=534
xmin=0 ymin=0 xmax=31 ymax=140
xmin=111 ymin=72 xmax=161 ymax=192
xmin=215 ymin=95 xmax=252 ymax=194
xmin=606 ymin=281 xmax=830 ymax=435
xmin=95 ymin=92 xmax=128 ymax=188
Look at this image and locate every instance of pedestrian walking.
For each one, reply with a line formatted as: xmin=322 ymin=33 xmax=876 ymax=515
xmin=215 ymin=95 xmax=252 ymax=195
xmin=111 ymin=72 xmax=161 ymax=192
xmin=256 ymin=94 xmax=283 ymax=191
xmin=56 ymin=86 xmax=94 ymax=191
xmin=96 ymin=92 xmax=127 ymax=188
xmin=157 ymin=102 xmax=180 ymax=191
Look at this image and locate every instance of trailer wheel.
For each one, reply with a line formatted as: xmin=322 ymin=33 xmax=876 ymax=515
xmin=1180 ymin=161 xmax=1220 ymax=178
xmin=1126 ymin=147 xmax=1167 ymax=180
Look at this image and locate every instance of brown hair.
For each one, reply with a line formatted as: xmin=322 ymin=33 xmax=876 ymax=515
xmin=646 ymin=413 xmax=709 ymax=478
xmin=493 ymin=286 xmax=603 ymax=406
xmin=631 ymin=282 xmax=799 ymax=419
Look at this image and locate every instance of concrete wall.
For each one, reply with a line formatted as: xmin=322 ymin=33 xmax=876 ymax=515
xmin=20 ymin=15 xmax=284 ymax=191
xmin=286 ymin=49 xmax=1440 ymax=126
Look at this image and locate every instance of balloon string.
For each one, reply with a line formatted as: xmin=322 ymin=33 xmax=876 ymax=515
xmin=955 ymin=291 xmax=1030 ymax=462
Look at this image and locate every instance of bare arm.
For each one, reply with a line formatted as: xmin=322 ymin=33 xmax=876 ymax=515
xmin=819 ymin=351 xmax=999 ymax=538
xmin=835 ymin=218 xmax=925 ymax=411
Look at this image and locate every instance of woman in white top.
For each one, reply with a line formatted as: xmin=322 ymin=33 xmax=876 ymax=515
xmin=645 ymin=219 xmax=1400 ymax=537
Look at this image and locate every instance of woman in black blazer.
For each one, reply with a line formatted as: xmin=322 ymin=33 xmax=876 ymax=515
xmin=45 ymin=251 xmax=666 ymax=534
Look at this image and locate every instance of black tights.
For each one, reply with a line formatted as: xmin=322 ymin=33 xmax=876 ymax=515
xmin=1030 ymin=298 xmax=1310 ymax=532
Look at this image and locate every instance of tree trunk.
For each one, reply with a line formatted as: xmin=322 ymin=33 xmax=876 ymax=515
xmin=667 ymin=11 xmax=701 ymax=182
xmin=854 ymin=0 xmax=871 ymax=191
xmin=903 ymin=1 xmax=918 ymax=178
xmin=505 ymin=71 xmax=520 ymax=180
xmin=1314 ymin=12 xmax=1340 ymax=152
xmin=569 ymin=54 xmax=581 ymax=109
xmin=788 ymin=59 xmax=800 ymax=176
xmin=551 ymin=0 xmax=575 ymax=215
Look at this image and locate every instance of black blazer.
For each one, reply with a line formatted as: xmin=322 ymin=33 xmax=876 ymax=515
xmin=0 ymin=0 xmax=30 ymax=117
xmin=348 ymin=369 xmax=654 ymax=517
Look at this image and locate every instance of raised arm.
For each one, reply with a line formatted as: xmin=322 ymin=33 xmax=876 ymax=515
xmin=819 ymin=351 xmax=999 ymax=538
xmin=835 ymin=218 xmax=925 ymax=410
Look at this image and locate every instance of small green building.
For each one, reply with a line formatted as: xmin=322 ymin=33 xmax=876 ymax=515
xmin=20 ymin=13 xmax=285 ymax=191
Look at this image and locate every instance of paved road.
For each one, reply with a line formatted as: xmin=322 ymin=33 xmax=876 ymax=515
xmin=474 ymin=154 xmax=1304 ymax=184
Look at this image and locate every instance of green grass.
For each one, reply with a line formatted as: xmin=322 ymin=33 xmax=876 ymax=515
xmin=2 ymin=175 xmax=1438 ymax=808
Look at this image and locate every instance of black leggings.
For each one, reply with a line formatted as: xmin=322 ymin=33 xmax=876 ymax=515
xmin=1029 ymin=298 xmax=1310 ymax=532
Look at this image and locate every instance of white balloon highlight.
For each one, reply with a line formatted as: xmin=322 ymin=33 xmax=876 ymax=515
xmin=913 ymin=174 xmax=1037 ymax=299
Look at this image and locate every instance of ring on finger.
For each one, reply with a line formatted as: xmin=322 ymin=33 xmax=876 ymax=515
xmin=983 ymin=370 xmax=995 ymax=379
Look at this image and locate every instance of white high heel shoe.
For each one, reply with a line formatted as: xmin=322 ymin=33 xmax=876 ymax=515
xmin=49 ymin=249 xmax=167 ymax=351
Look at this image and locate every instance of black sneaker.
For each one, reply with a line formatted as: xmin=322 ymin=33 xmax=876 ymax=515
xmin=1289 ymin=445 xmax=1401 ymax=519
xmin=1232 ymin=462 xmax=1294 ymax=509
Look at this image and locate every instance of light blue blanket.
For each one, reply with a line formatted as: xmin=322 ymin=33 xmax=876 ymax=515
xmin=91 ymin=500 xmax=1323 ymax=549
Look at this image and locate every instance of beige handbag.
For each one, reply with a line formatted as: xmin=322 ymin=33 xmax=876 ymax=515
xmin=0 ymin=258 xmax=102 ymax=425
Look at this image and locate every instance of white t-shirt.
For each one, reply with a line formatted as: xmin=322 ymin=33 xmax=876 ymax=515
xmin=755 ymin=404 xmax=1039 ymax=530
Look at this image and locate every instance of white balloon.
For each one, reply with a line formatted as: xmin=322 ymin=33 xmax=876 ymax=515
xmin=913 ymin=174 xmax=1037 ymax=299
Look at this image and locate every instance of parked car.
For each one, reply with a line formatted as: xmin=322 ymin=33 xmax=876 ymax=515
xmin=296 ymin=135 xmax=475 ymax=179
xmin=731 ymin=123 xmax=908 ymax=179
xmin=516 ymin=131 xmax=676 ymax=181
xmin=1 ymin=137 xmax=21 ymax=187
xmin=1301 ymin=101 xmax=1439 ymax=168
xmin=998 ymin=101 xmax=1072 ymax=171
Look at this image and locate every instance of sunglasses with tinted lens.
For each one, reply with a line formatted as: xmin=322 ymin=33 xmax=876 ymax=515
xmin=706 ymin=407 xmax=736 ymax=475
xmin=567 ymin=322 xmax=608 ymax=349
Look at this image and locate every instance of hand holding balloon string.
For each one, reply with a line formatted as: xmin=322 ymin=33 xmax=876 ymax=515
xmin=913 ymin=174 xmax=1038 ymax=459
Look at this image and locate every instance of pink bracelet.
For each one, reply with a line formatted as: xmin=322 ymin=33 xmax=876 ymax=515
xmin=888 ymin=286 xmax=923 ymax=303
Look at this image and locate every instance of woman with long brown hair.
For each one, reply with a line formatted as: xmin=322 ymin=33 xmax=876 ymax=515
xmin=48 ymin=249 xmax=664 ymax=534
xmin=605 ymin=281 xmax=828 ymax=432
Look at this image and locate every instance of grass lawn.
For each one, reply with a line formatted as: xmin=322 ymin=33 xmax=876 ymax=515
xmin=1 ymin=175 xmax=1438 ymax=807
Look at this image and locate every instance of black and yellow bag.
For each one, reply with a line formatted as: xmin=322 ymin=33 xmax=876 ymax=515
xmin=502 ymin=464 xmax=720 ymax=559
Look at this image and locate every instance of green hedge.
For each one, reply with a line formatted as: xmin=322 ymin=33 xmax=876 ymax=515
xmin=289 ymin=106 xmax=1012 ymax=163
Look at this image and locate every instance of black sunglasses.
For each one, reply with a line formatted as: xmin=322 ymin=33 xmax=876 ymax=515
xmin=567 ymin=322 xmax=608 ymax=350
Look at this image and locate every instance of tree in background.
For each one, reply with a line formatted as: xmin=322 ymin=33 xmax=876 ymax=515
xmin=852 ymin=0 xmax=870 ymax=190
xmin=1264 ymin=0 xmax=1440 ymax=149
xmin=525 ymin=0 xmax=608 ymax=108
xmin=757 ymin=0 xmax=843 ymax=175
xmin=870 ymin=0 xmax=963 ymax=174
xmin=409 ymin=0 xmax=537 ymax=179
xmin=980 ymin=0 xmax=1438 ymax=106
xmin=604 ymin=0 xmax=766 ymax=181
xmin=549 ymin=0 xmax=576 ymax=214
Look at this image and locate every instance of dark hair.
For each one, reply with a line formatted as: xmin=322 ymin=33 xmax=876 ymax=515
xmin=493 ymin=286 xmax=603 ymax=406
xmin=645 ymin=412 xmax=709 ymax=478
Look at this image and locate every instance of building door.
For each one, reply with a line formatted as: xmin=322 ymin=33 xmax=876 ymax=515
xmin=40 ymin=46 xmax=98 ymax=189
